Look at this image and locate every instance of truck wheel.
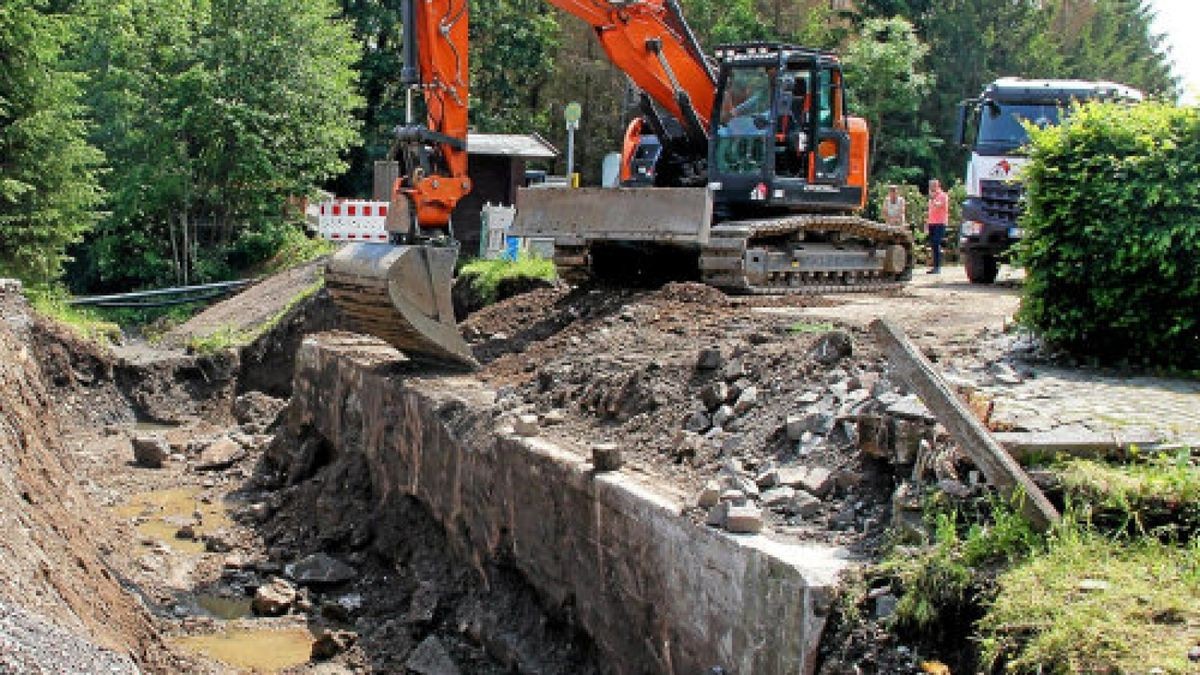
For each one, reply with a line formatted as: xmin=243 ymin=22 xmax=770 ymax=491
xmin=964 ymin=252 xmax=999 ymax=284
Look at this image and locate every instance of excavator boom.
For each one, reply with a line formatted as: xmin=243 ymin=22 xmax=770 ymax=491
xmin=327 ymin=0 xmax=724 ymax=368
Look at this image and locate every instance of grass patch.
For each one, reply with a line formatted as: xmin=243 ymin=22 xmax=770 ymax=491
xmin=26 ymin=286 xmax=122 ymax=344
xmin=257 ymin=231 xmax=334 ymax=275
xmin=459 ymin=254 xmax=556 ymax=305
xmin=1057 ymin=451 xmax=1200 ymax=539
xmin=186 ymin=276 xmax=323 ymax=354
xmin=978 ymin=531 xmax=1200 ymax=674
xmin=883 ymin=495 xmax=1042 ymax=640
xmin=788 ymin=321 xmax=835 ymax=334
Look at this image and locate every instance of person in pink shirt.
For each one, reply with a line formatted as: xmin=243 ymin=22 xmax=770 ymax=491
xmin=926 ymin=178 xmax=949 ymax=274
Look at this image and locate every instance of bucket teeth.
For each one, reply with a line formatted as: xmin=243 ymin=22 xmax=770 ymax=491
xmin=325 ymin=243 xmax=477 ymax=368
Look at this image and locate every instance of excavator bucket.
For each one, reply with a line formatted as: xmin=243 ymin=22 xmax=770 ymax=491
xmin=325 ymin=243 xmax=477 ymax=368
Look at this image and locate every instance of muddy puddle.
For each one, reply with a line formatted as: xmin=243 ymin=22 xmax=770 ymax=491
xmin=196 ymin=594 xmax=254 ymax=620
xmin=171 ymin=625 xmax=316 ymax=672
xmin=113 ymin=486 xmax=231 ymax=554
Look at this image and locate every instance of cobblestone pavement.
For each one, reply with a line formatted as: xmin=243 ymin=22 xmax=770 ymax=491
xmin=963 ymin=365 xmax=1200 ymax=442
xmin=759 ymin=265 xmax=1200 ymax=445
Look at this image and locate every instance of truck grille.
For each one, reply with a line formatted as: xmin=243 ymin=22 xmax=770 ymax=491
xmin=980 ymin=179 xmax=1023 ymax=226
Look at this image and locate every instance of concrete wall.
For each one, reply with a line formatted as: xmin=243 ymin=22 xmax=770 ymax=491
xmin=290 ymin=332 xmax=850 ymax=674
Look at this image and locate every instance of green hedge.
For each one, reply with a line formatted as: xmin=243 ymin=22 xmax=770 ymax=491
xmin=1019 ymin=102 xmax=1200 ymax=368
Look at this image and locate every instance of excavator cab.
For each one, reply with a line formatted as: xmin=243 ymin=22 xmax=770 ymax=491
xmin=708 ymin=44 xmax=868 ymax=218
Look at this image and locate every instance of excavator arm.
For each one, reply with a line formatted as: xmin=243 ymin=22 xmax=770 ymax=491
xmin=392 ymin=0 xmax=716 ymax=235
xmin=328 ymin=0 xmax=722 ymax=368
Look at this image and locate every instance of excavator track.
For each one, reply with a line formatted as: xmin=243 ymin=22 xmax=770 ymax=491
xmin=698 ymin=214 xmax=913 ymax=295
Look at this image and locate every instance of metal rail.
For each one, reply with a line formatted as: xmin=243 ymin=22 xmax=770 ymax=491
xmin=68 ymin=279 xmax=257 ymax=308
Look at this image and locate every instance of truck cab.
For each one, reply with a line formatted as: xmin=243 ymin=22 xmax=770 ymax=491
xmin=954 ymin=78 xmax=1142 ymax=283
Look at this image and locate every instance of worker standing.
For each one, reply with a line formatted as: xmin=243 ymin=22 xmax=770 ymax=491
xmin=883 ymin=185 xmax=906 ymax=228
xmin=926 ymin=179 xmax=949 ymax=274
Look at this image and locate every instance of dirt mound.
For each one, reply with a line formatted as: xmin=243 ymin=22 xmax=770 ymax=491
xmin=162 ymin=259 xmax=324 ymax=348
xmin=0 ymin=284 xmax=173 ymax=670
xmin=657 ymin=280 xmax=730 ymax=306
xmin=455 ymin=281 xmax=909 ymax=550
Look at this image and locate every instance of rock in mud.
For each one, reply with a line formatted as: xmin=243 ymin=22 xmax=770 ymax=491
xmin=696 ymin=481 xmax=721 ymax=508
xmin=252 ymin=577 xmax=297 ymax=616
xmin=733 ymin=385 xmax=759 ymax=414
xmin=203 ymin=530 xmax=234 ymax=553
xmin=131 ymin=435 xmax=169 ymax=468
xmin=195 ymin=436 xmax=246 ymax=471
xmin=695 ymin=347 xmax=724 ymax=371
xmin=406 ymin=635 xmax=462 ymax=675
xmin=809 ymin=330 xmax=853 ymax=365
xmin=233 ymin=391 xmax=287 ymax=432
xmin=776 ymin=466 xmax=834 ymax=497
xmin=311 ymin=629 xmax=357 ymax=660
xmin=700 ymin=381 xmax=729 ymax=411
xmin=286 ymin=552 xmax=356 ymax=586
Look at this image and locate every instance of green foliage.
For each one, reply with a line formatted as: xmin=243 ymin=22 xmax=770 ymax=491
xmin=470 ymin=0 xmax=560 ymax=133
xmin=842 ymin=17 xmax=938 ymax=178
xmin=186 ymin=275 xmax=323 ymax=352
xmin=71 ymin=0 xmax=361 ymax=292
xmin=25 ymin=286 xmax=122 ymax=344
xmin=459 ymin=254 xmax=556 ymax=305
xmin=1018 ymin=101 xmax=1200 ymax=368
xmin=1057 ymin=451 xmax=1200 ymax=539
xmin=883 ymin=495 xmax=1042 ymax=638
xmin=0 ymin=0 xmax=104 ymax=285
xmin=978 ymin=533 xmax=1200 ymax=674
xmin=256 ymin=227 xmax=335 ymax=275
xmin=787 ymin=321 xmax=835 ymax=334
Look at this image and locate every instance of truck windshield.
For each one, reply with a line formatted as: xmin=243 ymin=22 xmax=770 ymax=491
xmin=977 ymin=103 xmax=1062 ymax=148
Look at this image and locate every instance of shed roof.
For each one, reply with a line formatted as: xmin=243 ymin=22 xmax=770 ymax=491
xmin=467 ymin=132 xmax=558 ymax=159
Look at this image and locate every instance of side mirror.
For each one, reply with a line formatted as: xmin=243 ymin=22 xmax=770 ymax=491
xmin=954 ymin=100 xmax=975 ymax=149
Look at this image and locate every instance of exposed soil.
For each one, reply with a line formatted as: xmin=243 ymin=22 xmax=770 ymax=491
xmin=0 ymin=259 xmax=1039 ymax=674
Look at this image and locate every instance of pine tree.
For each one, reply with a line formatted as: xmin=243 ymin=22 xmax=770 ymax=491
xmin=0 ymin=0 xmax=103 ymax=285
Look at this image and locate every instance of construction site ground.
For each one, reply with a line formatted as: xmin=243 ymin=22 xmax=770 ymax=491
xmin=3 ymin=259 xmax=1198 ymax=673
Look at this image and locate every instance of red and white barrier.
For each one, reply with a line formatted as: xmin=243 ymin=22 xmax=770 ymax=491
xmin=317 ymin=200 xmax=391 ymax=243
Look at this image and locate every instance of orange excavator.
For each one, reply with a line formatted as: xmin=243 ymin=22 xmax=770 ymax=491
xmin=326 ymin=0 xmax=912 ymax=368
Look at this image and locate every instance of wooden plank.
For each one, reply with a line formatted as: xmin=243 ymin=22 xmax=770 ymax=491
xmin=870 ymin=318 xmax=1060 ymax=531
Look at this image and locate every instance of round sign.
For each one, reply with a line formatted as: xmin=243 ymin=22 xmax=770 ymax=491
xmin=564 ymin=101 xmax=582 ymax=124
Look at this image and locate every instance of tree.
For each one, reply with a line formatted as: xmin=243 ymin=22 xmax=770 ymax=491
xmin=332 ymin=0 xmax=405 ymax=198
xmin=1051 ymin=0 xmax=1178 ymax=98
xmin=842 ymin=16 xmax=937 ymax=182
xmin=0 ymin=0 xmax=103 ymax=286
xmin=70 ymin=0 xmax=362 ymax=290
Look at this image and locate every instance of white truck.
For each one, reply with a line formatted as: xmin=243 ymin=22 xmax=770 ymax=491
xmin=954 ymin=78 xmax=1142 ymax=283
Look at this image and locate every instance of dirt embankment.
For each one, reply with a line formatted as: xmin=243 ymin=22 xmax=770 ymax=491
xmin=0 ymin=283 xmax=175 ymax=671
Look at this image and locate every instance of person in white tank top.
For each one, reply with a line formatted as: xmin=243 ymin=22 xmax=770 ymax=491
xmin=883 ymin=185 xmax=906 ymax=227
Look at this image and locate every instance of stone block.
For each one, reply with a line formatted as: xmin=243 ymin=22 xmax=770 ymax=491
xmin=724 ymin=505 xmax=764 ymax=534
xmin=592 ymin=443 xmax=622 ymax=472
xmin=514 ymin=414 xmax=540 ymax=437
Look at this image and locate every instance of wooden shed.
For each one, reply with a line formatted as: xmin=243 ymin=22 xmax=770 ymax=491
xmin=374 ymin=132 xmax=558 ymax=257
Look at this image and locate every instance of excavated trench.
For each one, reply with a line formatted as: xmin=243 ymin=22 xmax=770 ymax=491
xmin=264 ymin=331 xmax=851 ymax=673
xmin=7 ymin=277 xmax=867 ymax=674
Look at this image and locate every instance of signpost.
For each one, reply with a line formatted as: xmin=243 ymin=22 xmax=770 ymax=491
xmin=564 ymin=101 xmax=582 ymax=188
